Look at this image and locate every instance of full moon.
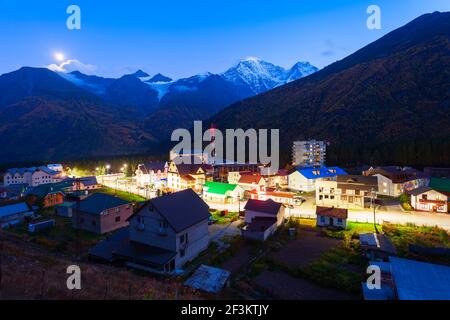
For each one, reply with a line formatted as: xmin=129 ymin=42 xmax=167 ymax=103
xmin=54 ymin=52 xmax=65 ymax=62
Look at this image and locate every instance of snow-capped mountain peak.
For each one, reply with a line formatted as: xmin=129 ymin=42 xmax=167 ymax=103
xmin=222 ymin=58 xmax=318 ymax=94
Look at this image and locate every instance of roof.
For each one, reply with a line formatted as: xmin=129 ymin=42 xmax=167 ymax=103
xmin=316 ymin=206 xmax=348 ymax=219
xmin=25 ymin=181 xmax=72 ymax=198
xmin=131 ymin=189 xmax=210 ymax=233
xmin=337 ymin=175 xmax=378 ymax=191
xmin=77 ymin=193 xmax=130 ymax=215
xmin=55 ymin=201 xmax=77 ymax=208
xmin=365 ymin=166 xmax=427 ymax=183
xmin=203 ymin=181 xmax=238 ymax=195
xmin=238 ymin=173 xmax=264 ymax=184
xmin=172 ymin=163 xmax=211 ymax=175
xmin=246 ymin=217 xmax=277 ymax=232
xmin=430 ymin=178 xmax=450 ymax=193
xmin=408 ymin=186 xmax=447 ymax=197
xmin=0 ymin=202 xmax=31 ymax=218
xmin=6 ymin=166 xmax=59 ymax=176
xmin=114 ymin=241 xmax=177 ymax=267
xmin=389 ymin=257 xmax=450 ymax=300
xmin=138 ymin=161 xmax=167 ymax=174
xmin=297 ymin=167 xmax=347 ymax=180
xmin=184 ymin=264 xmax=231 ymax=293
xmin=359 ymin=233 xmax=397 ymax=255
xmin=244 ymin=199 xmax=282 ymax=215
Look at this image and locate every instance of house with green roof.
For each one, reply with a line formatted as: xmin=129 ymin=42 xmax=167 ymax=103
xmin=203 ymin=181 xmax=244 ymax=203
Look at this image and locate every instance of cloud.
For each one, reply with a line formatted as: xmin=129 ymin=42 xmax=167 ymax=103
xmin=46 ymin=59 xmax=97 ymax=74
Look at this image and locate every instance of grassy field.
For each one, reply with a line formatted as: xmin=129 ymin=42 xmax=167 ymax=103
xmin=93 ymin=187 xmax=146 ymax=202
xmin=210 ymin=210 xmax=240 ymax=224
xmin=10 ymin=206 xmax=105 ymax=255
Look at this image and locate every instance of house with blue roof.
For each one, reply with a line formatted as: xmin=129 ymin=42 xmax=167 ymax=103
xmin=0 ymin=202 xmax=34 ymax=229
xmin=3 ymin=165 xmax=62 ymax=187
xmin=288 ymin=167 xmax=347 ymax=192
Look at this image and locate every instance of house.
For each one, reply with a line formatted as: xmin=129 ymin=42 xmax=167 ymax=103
xmin=0 ymin=184 xmax=27 ymax=201
xmin=55 ymin=201 xmax=77 ymax=217
xmin=3 ymin=166 xmax=63 ymax=187
xmin=261 ymin=169 xmax=289 ymax=188
xmin=238 ymin=173 xmax=266 ymax=192
xmin=359 ymin=233 xmax=397 ymax=261
xmin=363 ymin=166 xmax=429 ymax=197
xmin=288 ymin=167 xmax=347 ymax=192
xmin=24 ymin=181 xmax=73 ymax=207
xmin=167 ymin=161 xmax=212 ymax=193
xmin=227 ymin=170 xmax=252 ymax=185
xmin=255 ymin=190 xmax=302 ymax=206
xmin=202 ymin=181 xmax=244 ymax=204
xmin=316 ymin=175 xmax=378 ymax=209
xmin=0 ymin=202 xmax=34 ymax=229
xmin=134 ymin=162 xmax=168 ymax=188
xmin=242 ymin=199 xmax=284 ymax=241
xmin=122 ymin=189 xmax=210 ymax=271
xmin=292 ymin=140 xmax=327 ymax=168
xmin=72 ymin=193 xmax=133 ymax=234
xmin=315 ymin=206 xmax=348 ymax=229
xmin=215 ymin=162 xmax=259 ymax=183
xmin=363 ymin=257 xmax=450 ymax=300
xmin=409 ymin=187 xmax=448 ymax=213
xmin=70 ymin=176 xmax=102 ymax=191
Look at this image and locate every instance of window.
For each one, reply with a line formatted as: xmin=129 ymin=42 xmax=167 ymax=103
xmin=180 ymin=249 xmax=185 ymax=257
xmin=422 ymin=194 xmax=428 ymax=200
xmin=180 ymin=233 xmax=189 ymax=244
xmin=338 ymin=218 xmax=343 ymax=223
xmin=160 ymin=220 xmax=168 ymax=229
xmin=92 ymin=220 xmax=96 ymax=226
xmin=115 ymin=216 xmax=121 ymax=222
xmin=320 ymin=216 xmax=325 ymax=223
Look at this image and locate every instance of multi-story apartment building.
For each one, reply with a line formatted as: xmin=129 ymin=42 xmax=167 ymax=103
xmin=292 ymin=140 xmax=327 ymax=168
xmin=3 ymin=166 xmax=62 ymax=187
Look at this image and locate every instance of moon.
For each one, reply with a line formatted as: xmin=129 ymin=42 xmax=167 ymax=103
xmin=54 ymin=52 xmax=65 ymax=62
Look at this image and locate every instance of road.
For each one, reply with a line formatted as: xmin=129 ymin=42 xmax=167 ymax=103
xmin=97 ymin=174 xmax=450 ymax=231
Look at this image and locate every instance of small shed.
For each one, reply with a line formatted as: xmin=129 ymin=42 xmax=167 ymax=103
xmin=360 ymin=233 xmax=397 ymax=260
xmin=184 ymin=264 xmax=231 ymax=293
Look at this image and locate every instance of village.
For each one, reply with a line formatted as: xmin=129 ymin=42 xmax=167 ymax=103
xmin=0 ymin=140 xmax=450 ymax=300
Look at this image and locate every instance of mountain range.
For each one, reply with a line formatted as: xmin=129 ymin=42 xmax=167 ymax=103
xmin=208 ymin=11 xmax=450 ymax=166
xmin=0 ymin=12 xmax=449 ymax=167
xmin=0 ymin=58 xmax=317 ymax=164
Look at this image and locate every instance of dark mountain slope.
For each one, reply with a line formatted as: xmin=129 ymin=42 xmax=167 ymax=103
xmin=208 ymin=12 xmax=450 ymax=166
xmin=0 ymin=68 xmax=155 ymax=164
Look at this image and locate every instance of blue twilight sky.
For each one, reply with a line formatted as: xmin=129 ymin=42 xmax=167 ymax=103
xmin=0 ymin=0 xmax=449 ymax=79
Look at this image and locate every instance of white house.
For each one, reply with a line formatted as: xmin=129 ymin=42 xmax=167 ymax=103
xmin=363 ymin=166 xmax=429 ymax=197
xmin=242 ymin=199 xmax=285 ymax=241
xmin=134 ymin=161 xmax=168 ymax=188
xmin=409 ymin=187 xmax=448 ymax=213
xmin=237 ymin=173 xmax=266 ymax=192
xmin=316 ymin=206 xmax=348 ymax=229
xmin=123 ymin=189 xmax=210 ymax=271
xmin=288 ymin=167 xmax=347 ymax=192
xmin=202 ymin=181 xmax=244 ymax=204
xmin=3 ymin=166 xmax=61 ymax=187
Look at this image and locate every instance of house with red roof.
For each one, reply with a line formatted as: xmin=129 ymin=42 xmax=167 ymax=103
xmin=316 ymin=206 xmax=348 ymax=229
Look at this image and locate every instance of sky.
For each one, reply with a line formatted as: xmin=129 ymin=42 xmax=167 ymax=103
xmin=0 ymin=0 xmax=449 ymax=79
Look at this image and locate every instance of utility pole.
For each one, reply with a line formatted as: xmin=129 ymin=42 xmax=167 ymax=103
xmin=371 ymin=187 xmax=379 ymax=234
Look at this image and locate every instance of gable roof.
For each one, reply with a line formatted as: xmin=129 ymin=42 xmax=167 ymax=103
xmin=297 ymin=167 xmax=347 ymax=180
xmin=337 ymin=174 xmax=378 ymax=192
xmin=244 ymin=199 xmax=282 ymax=215
xmin=24 ymin=181 xmax=73 ymax=198
xmin=138 ymin=161 xmax=167 ymax=174
xmin=77 ymin=193 xmax=130 ymax=215
xmin=408 ymin=186 xmax=447 ymax=197
xmin=132 ymin=189 xmax=210 ymax=233
xmin=238 ymin=173 xmax=264 ymax=184
xmin=203 ymin=181 xmax=238 ymax=195
xmin=0 ymin=202 xmax=32 ymax=218
xmin=316 ymin=206 xmax=348 ymax=219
